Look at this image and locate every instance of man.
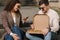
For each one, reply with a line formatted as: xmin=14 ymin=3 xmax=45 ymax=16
xmin=38 ymin=0 xmax=59 ymax=40
xmin=26 ymin=0 xmax=59 ymax=40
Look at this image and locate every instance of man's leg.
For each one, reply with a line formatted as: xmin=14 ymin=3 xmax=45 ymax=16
xmin=51 ymin=32 xmax=57 ymax=40
xmin=44 ymin=32 xmax=51 ymax=40
xmin=26 ymin=32 xmax=43 ymax=40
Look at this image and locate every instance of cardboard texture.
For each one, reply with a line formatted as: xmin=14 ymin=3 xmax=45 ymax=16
xmin=27 ymin=14 xmax=50 ymax=35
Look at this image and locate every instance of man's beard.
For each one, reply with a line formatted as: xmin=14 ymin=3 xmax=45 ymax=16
xmin=43 ymin=11 xmax=47 ymax=14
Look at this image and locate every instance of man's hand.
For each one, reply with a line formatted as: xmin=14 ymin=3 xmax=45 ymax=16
xmin=30 ymin=24 xmax=34 ymax=29
xmin=42 ymin=28 xmax=49 ymax=35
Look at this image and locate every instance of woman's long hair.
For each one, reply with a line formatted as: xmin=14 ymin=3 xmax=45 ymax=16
xmin=4 ymin=0 xmax=21 ymax=11
xmin=4 ymin=0 xmax=21 ymax=16
xmin=4 ymin=0 xmax=23 ymax=27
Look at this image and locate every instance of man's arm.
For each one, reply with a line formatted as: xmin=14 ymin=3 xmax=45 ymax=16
xmin=51 ymin=13 xmax=59 ymax=32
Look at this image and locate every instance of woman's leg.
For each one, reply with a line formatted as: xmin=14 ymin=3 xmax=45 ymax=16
xmin=4 ymin=34 xmax=13 ymax=40
xmin=26 ymin=32 xmax=43 ymax=40
xmin=11 ymin=26 xmax=24 ymax=40
xmin=4 ymin=26 xmax=24 ymax=40
xmin=44 ymin=32 xmax=51 ymax=40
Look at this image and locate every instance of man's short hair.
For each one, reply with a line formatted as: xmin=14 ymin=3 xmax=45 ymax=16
xmin=39 ymin=0 xmax=49 ymax=6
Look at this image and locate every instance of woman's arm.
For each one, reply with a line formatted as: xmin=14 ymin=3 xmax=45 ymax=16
xmin=1 ymin=11 xmax=21 ymax=40
xmin=1 ymin=11 xmax=12 ymax=34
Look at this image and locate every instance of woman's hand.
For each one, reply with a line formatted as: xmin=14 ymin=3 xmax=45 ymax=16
xmin=11 ymin=34 xmax=20 ymax=40
xmin=23 ymin=17 xmax=29 ymax=23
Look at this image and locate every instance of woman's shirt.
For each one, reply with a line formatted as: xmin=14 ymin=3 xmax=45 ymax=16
xmin=11 ymin=13 xmax=16 ymax=23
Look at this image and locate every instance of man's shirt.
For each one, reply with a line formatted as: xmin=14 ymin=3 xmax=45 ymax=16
xmin=38 ymin=9 xmax=59 ymax=32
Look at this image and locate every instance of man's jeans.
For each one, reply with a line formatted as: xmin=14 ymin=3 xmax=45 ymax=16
xmin=4 ymin=25 xmax=24 ymax=40
xmin=51 ymin=32 xmax=57 ymax=40
xmin=26 ymin=32 xmax=51 ymax=40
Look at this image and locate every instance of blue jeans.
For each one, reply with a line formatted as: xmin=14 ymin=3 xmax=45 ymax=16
xmin=51 ymin=32 xmax=57 ymax=40
xmin=26 ymin=32 xmax=51 ymax=40
xmin=4 ymin=25 xmax=24 ymax=40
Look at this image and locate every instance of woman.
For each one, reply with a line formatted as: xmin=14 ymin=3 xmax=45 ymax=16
xmin=1 ymin=0 xmax=24 ymax=40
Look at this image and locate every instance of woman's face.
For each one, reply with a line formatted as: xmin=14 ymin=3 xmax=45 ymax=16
xmin=13 ymin=3 xmax=21 ymax=12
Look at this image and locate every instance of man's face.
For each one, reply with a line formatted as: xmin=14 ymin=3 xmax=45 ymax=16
xmin=39 ymin=4 xmax=49 ymax=13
